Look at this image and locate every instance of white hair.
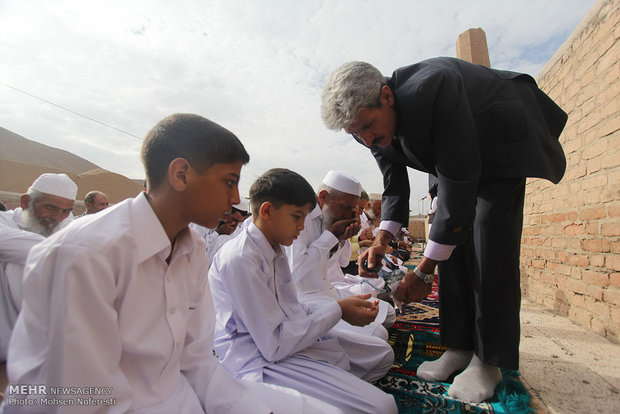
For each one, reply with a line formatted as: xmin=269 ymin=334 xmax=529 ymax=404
xmin=321 ymin=61 xmax=387 ymax=130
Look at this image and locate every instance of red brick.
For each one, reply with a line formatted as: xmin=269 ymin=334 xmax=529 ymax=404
xmin=610 ymin=273 xmax=620 ymax=288
xmin=550 ymin=213 xmax=567 ymax=223
xmin=557 ymin=251 xmax=569 ymax=263
xmin=582 ymin=175 xmax=608 ymax=190
xmin=583 ymin=239 xmax=611 ymax=253
xmin=551 ymin=238 xmax=569 ymax=249
xmin=580 ymin=207 xmax=607 ymax=220
xmin=612 ymin=241 xmax=620 ymax=254
xmin=568 ymin=255 xmax=590 ymax=267
xmin=590 ymin=254 xmax=606 ymax=267
xmin=600 ymin=150 xmax=620 ymax=169
xmin=603 ymin=288 xmax=620 ymax=307
xmin=601 ymin=222 xmax=620 ymax=237
xmin=549 ymin=262 xmax=572 ymax=276
xmin=587 ymin=286 xmax=604 ymax=301
xmin=581 ymin=270 xmax=610 ymax=286
xmin=564 ymin=224 xmax=585 ymax=235
xmin=582 ymin=139 xmax=607 ymax=159
xmin=608 ymin=256 xmax=620 ymax=272
xmin=608 ymin=204 xmax=620 ymax=218
xmin=600 ymin=116 xmax=620 ymax=137
xmin=531 ymin=259 xmax=546 ymax=269
xmin=585 ymin=222 xmax=600 ymax=235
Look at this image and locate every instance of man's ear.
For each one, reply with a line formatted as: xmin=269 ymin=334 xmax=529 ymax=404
xmin=258 ymin=201 xmax=273 ymax=220
xmin=317 ymin=190 xmax=330 ymax=207
xmin=19 ymin=194 xmax=31 ymax=210
xmin=168 ymin=158 xmax=191 ymax=191
xmin=380 ymin=85 xmax=394 ymax=107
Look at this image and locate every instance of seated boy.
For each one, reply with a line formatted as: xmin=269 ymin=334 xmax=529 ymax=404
xmin=2 ymin=114 xmax=339 ymax=414
xmin=209 ymin=168 xmax=397 ymax=414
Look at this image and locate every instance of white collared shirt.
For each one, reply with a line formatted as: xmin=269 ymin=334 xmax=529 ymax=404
xmin=209 ymin=222 xmax=346 ymax=381
xmin=4 ymin=193 xmax=273 ymax=413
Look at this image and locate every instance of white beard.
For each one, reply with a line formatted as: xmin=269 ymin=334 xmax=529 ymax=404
xmin=22 ymin=205 xmax=56 ymax=237
xmin=365 ymin=208 xmax=376 ymax=220
xmin=321 ymin=204 xmax=336 ymax=232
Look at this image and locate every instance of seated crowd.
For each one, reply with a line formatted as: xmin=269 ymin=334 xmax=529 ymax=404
xmin=0 ymin=114 xmax=418 ymax=413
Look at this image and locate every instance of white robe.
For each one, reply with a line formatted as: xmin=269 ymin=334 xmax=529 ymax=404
xmin=209 ymin=222 xmax=396 ymax=414
xmin=2 ymin=194 xmax=336 ymax=414
xmin=285 ymin=204 xmax=396 ymax=345
xmin=0 ymin=210 xmax=46 ymax=361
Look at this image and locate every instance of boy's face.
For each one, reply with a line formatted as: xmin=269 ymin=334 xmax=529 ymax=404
xmin=185 ymin=161 xmax=244 ymax=229
xmin=268 ymin=203 xmax=312 ymax=247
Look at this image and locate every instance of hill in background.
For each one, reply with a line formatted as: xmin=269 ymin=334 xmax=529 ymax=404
xmin=0 ymin=126 xmax=143 ymax=209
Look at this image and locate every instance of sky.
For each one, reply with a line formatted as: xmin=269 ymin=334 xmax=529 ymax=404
xmin=0 ymin=0 xmax=595 ymax=214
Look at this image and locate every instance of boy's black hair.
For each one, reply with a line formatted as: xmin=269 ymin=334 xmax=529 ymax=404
xmin=249 ymin=168 xmax=317 ymax=216
xmin=141 ymin=113 xmax=250 ymax=190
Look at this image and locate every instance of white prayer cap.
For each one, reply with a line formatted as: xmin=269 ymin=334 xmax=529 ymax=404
xmin=322 ymin=170 xmax=361 ymax=197
xmin=233 ymin=198 xmax=250 ymax=213
xmin=28 ymin=173 xmax=78 ymax=200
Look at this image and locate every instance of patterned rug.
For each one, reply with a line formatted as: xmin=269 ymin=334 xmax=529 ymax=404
xmin=377 ymin=278 xmax=533 ymax=413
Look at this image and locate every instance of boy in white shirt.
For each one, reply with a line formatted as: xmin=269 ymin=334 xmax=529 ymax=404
xmin=2 ymin=114 xmax=339 ymax=414
xmin=209 ymin=168 xmax=397 ymax=414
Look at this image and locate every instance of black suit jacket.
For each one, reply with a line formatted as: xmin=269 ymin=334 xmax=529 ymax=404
xmin=367 ymin=57 xmax=567 ymax=245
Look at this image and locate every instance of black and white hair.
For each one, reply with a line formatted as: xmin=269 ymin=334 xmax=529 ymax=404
xmin=321 ymin=61 xmax=387 ymax=130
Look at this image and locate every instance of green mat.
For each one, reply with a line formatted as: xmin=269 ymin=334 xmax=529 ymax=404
xmin=377 ymin=303 xmax=533 ymax=413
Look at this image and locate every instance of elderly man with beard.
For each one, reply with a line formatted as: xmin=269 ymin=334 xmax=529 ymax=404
xmin=0 ymin=173 xmax=77 ymax=361
xmin=286 ymin=170 xmax=395 ymax=382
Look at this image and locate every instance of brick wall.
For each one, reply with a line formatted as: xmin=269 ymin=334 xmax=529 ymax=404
xmin=521 ymin=0 xmax=619 ymax=341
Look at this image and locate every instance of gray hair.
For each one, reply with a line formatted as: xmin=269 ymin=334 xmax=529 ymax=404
xmin=321 ymin=61 xmax=387 ymax=130
xmin=317 ymin=183 xmax=347 ymax=200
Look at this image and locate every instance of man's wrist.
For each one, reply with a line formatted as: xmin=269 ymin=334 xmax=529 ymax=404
xmin=413 ymin=267 xmax=435 ymax=284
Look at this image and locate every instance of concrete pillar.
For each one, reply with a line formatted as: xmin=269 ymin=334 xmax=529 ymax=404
xmin=456 ymin=28 xmax=491 ymax=67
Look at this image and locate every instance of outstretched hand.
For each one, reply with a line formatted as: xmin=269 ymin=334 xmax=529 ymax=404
xmin=338 ymin=294 xmax=379 ymax=326
xmin=394 ymin=273 xmax=432 ymax=303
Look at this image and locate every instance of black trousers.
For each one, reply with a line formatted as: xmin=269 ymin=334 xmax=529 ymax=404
xmin=437 ymin=177 xmax=526 ymax=369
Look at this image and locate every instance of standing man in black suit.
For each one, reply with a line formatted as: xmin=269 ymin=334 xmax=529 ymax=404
xmin=320 ymin=58 xmax=567 ymax=403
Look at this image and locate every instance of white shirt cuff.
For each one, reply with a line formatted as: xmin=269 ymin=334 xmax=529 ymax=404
xmin=379 ymin=220 xmax=401 ymax=238
xmin=424 ymin=240 xmax=456 ymax=261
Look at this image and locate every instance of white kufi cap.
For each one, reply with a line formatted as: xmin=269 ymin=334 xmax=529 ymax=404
xmin=28 ymin=173 xmax=78 ymax=200
xmin=233 ymin=198 xmax=250 ymax=213
xmin=322 ymin=170 xmax=361 ymax=196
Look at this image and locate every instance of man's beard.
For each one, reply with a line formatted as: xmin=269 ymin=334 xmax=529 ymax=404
xmin=365 ymin=208 xmax=376 ymax=220
xmin=22 ymin=205 xmax=57 ymax=237
xmin=321 ymin=204 xmax=337 ymax=232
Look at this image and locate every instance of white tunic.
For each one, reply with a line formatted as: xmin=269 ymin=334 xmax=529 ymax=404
xmin=2 ymin=194 xmax=317 ymax=414
xmin=285 ymin=205 xmax=394 ymax=334
xmin=0 ymin=210 xmax=46 ymax=361
xmin=209 ymin=222 xmax=348 ymax=380
xmin=209 ymin=222 xmax=397 ymax=414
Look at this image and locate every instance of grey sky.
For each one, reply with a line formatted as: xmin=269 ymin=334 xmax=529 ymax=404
xmin=0 ymin=0 xmax=595 ymax=213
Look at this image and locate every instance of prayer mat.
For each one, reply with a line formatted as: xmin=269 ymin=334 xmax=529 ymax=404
xmin=379 ymin=295 xmax=533 ymax=413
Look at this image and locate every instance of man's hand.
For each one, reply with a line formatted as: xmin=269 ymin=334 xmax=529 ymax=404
xmin=394 ymin=273 xmax=433 ymax=303
xmin=328 ymin=218 xmax=361 ymax=240
xmin=338 ymin=294 xmax=379 ymax=326
xmin=359 ymin=227 xmax=374 ymax=241
xmin=358 ymin=229 xmax=392 ymax=277
xmin=394 ymin=256 xmax=437 ymax=303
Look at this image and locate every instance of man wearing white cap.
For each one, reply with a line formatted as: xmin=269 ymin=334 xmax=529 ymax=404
xmin=0 ymin=173 xmax=78 ymax=361
xmin=286 ymin=170 xmax=394 ymax=382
